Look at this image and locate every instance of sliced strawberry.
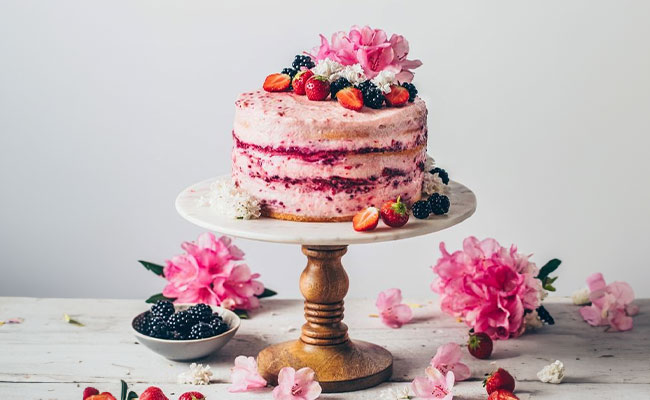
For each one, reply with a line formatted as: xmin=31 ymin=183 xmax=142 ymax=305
xmin=384 ymin=85 xmax=410 ymax=106
xmin=488 ymin=389 xmax=520 ymax=400
xmin=263 ymin=73 xmax=291 ymax=92
xmin=83 ymin=387 xmax=100 ymax=400
xmin=86 ymin=394 xmax=117 ymax=400
xmin=353 ymin=207 xmax=379 ymax=231
xmin=305 ymin=76 xmax=330 ymax=101
xmin=292 ymin=70 xmax=314 ymax=95
xmin=485 ymin=368 xmax=516 ymax=394
xmin=336 ymin=87 xmax=364 ymax=111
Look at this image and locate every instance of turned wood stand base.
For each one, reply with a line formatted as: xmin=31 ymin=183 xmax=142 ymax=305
xmin=256 ymin=245 xmax=393 ymax=393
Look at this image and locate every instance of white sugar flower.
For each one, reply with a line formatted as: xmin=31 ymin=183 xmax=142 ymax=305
xmin=422 ymin=155 xmax=447 ymax=196
xmin=330 ymin=63 xmax=367 ymax=85
xmin=199 ymin=178 xmax=261 ymax=219
xmin=178 ymin=363 xmax=213 ymax=385
xmin=311 ymin=58 xmax=344 ymax=81
xmin=572 ymin=287 xmax=591 ymax=305
xmin=379 ymin=386 xmax=412 ymax=400
xmin=537 ymin=360 xmax=565 ymax=384
xmin=371 ymin=70 xmax=397 ymax=94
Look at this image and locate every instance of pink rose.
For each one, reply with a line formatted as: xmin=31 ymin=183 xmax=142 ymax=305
xmin=308 ymin=26 xmax=422 ymax=81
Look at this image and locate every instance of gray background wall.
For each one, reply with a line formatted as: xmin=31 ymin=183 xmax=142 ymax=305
xmin=1 ymin=1 xmax=649 ymax=301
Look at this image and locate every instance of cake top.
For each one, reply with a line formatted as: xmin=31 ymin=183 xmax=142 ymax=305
xmin=257 ymin=26 xmax=422 ymax=113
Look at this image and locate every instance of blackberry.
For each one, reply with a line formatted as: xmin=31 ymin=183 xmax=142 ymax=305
xmin=149 ymin=316 xmax=171 ymax=339
xmin=150 ymin=300 xmax=175 ymax=319
xmin=188 ymin=322 xmax=217 ymax=340
xmin=187 ymin=303 xmax=213 ymax=323
xmin=171 ymin=330 xmax=189 ymax=340
xmin=400 ymin=82 xmax=418 ymax=102
xmin=356 ymin=80 xmax=385 ymax=109
xmin=133 ymin=312 xmax=153 ymax=334
xmin=281 ymin=67 xmax=298 ymax=79
xmin=208 ymin=314 xmax=229 ymax=335
xmin=291 ymin=55 xmax=315 ymax=70
xmin=428 ymin=193 xmax=450 ymax=215
xmin=430 ymin=167 xmax=449 ymax=185
xmin=167 ymin=310 xmax=196 ymax=332
xmin=536 ymin=306 xmax=555 ymax=325
xmin=411 ymin=200 xmax=431 ymax=219
xmin=330 ymin=77 xmax=351 ymax=98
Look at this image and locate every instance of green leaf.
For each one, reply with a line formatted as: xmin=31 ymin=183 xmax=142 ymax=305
xmin=257 ymin=288 xmax=278 ymax=299
xmin=145 ymin=293 xmax=175 ymax=304
xmin=234 ymin=309 xmax=249 ymax=319
xmin=543 ymin=276 xmax=558 ymax=292
xmin=537 ymin=258 xmax=561 ymax=281
xmin=63 ymin=313 xmax=84 ymax=327
xmin=120 ymin=380 xmax=127 ymax=400
xmin=127 ymin=391 xmax=138 ymax=400
xmin=138 ymin=260 xmax=165 ymax=277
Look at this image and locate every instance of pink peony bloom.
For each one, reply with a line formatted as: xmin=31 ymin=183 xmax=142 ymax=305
xmin=411 ymin=368 xmax=455 ymax=400
xmin=376 ymin=288 xmax=413 ymax=329
xmin=162 ymin=232 xmax=264 ymax=310
xmin=229 ymin=355 xmax=267 ymax=392
xmin=431 ymin=237 xmax=544 ymax=340
xmin=272 ymin=367 xmax=322 ymax=400
xmin=308 ymin=26 xmax=422 ymax=81
xmin=430 ymin=343 xmax=471 ymax=381
xmin=579 ymin=273 xmax=638 ymax=331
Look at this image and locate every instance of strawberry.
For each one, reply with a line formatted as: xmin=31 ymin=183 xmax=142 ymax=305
xmin=484 ymin=368 xmax=516 ymax=394
xmin=179 ymin=392 xmax=206 ymax=400
xmin=468 ymin=331 xmax=493 ymax=359
xmin=83 ymin=387 xmax=100 ymax=399
xmin=488 ymin=389 xmax=520 ymax=400
xmin=384 ymin=85 xmax=410 ymax=106
xmin=353 ymin=207 xmax=379 ymax=231
xmin=139 ymin=386 xmax=169 ymax=400
xmin=263 ymin=73 xmax=291 ymax=92
xmin=380 ymin=196 xmax=409 ymax=227
xmin=336 ymin=87 xmax=364 ymax=111
xmin=292 ymin=70 xmax=314 ymax=95
xmin=305 ymin=76 xmax=330 ymax=101
xmin=86 ymin=394 xmax=116 ymax=400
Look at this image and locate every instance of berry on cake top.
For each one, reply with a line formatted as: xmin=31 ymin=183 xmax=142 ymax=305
xmin=263 ymin=26 xmax=422 ymax=112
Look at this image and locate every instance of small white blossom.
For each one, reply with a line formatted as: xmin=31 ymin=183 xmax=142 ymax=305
xmin=379 ymin=386 xmax=412 ymax=400
xmin=537 ymin=360 xmax=565 ymax=384
xmin=178 ymin=363 xmax=213 ymax=385
xmin=371 ymin=70 xmax=397 ymax=94
xmin=422 ymin=155 xmax=447 ymax=196
xmin=329 ymin=63 xmax=367 ymax=85
xmin=525 ymin=310 xmax=544 ymax=330
xmin=311 ymin=58 xmax=344 ymax=80
xmin=199 ymin=178 xmax=261 ymax=219
xmin=572 ymin=287 xmax=591 ymax=305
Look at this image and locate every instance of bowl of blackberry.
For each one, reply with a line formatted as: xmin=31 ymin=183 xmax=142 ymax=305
xmin=132 ymin=301 xmax=240 ymax=361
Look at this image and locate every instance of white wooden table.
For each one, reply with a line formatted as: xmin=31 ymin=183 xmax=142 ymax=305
xmin=1 ymin=297 xmax=648 ymax=399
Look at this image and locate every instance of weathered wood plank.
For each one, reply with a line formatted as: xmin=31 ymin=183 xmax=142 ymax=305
xmin=0 ymin=296 xmax=648 ymax=398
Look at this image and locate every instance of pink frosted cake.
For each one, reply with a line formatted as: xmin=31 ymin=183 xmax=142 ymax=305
xmin=230 ymin=26 xmax=433 ymax=222
xmin=232 ymin=91 xmax=427 ymax=221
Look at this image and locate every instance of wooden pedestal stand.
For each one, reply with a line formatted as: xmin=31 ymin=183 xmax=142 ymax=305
xmin=175 ymin=177 xmax=476 ymax=392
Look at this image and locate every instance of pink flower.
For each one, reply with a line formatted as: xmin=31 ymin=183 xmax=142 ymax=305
xmin=162 ymin=232 xmax=264 ymax=310
xmin=229 ymin=355 xmax=267 ymax=392
xmin=272 ymin=367 xmax=322 ymax=400
xmin=308 ymin=26 xmax=422 ymax=81
xmin=411 ymin=368 xmax=455 ymax=400
xmin=430 ymin=343 xmax=471 ymax=381
xmin=376 ymin=288 xmax=413 ymax=329
xmin=579 ymin=273 xmax=638 ymax=331
xmin=431 ymin=237 xmax=545 ymax=340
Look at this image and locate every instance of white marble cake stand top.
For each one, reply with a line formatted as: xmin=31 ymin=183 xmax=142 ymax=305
xmin=175 ymin=176 xmax=477 ymax=246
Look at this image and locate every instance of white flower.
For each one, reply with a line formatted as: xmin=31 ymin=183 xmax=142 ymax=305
xmin=329 ymin=63 xmax=367 ymax=85
xmin=525 ymin=310 xmax=544 ymax=330
xmin=311 ymin=58 xmax=344 ymax=81
xmin=178 ymin=363 xmax=213 ymax=385
xmin=422 ymin=155 xmax=448 ymax=196
xmin=371 ymin=70 xmax=396 ymax=94
xmin=379 ymin=386 xmax=412 ymax=400
xmin=198 ymin=178 xmax=261 ymax=219
xmin=572 ymin=287 xmax=591 ymax=305
xmin=537 ymin=360 xmax=565 ymax=384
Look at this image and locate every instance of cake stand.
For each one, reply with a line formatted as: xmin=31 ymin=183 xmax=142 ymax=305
xmin=176 ymin=177 xmax=476 ymax=393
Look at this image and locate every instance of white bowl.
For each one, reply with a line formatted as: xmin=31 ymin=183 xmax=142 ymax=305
xmin=132 ymin=304 xmax=240 ymax=361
